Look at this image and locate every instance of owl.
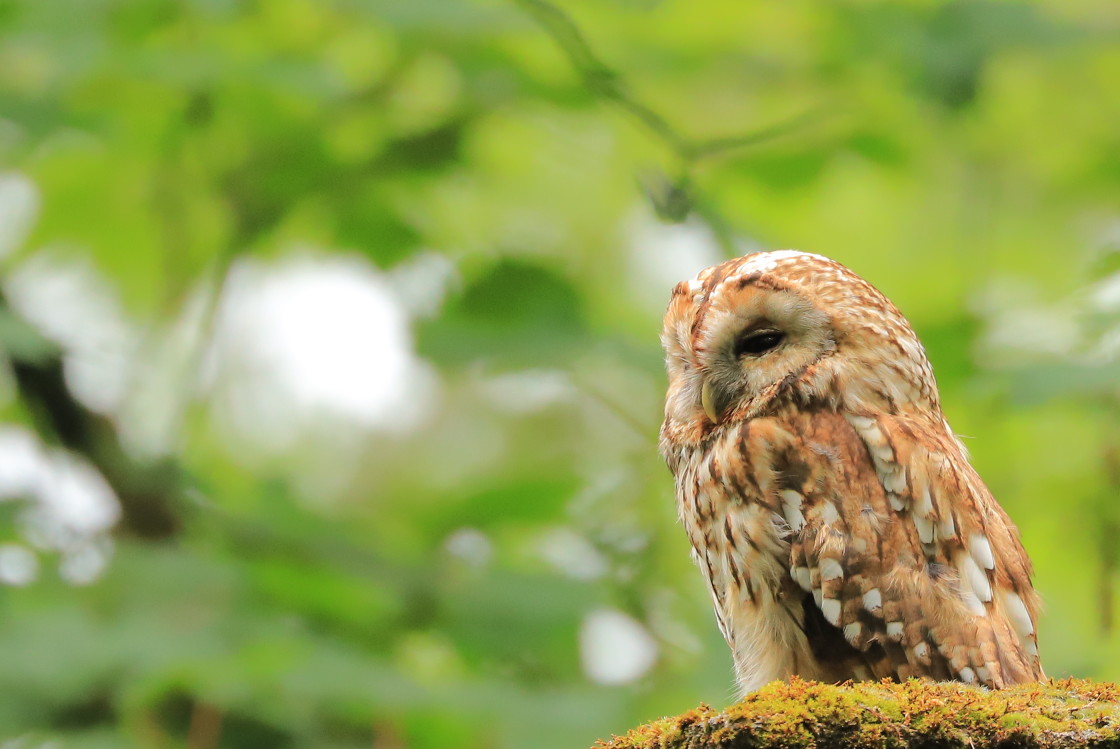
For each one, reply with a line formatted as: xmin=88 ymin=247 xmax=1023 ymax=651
xmin=659 ymin=250 xmax=1043 ymax=695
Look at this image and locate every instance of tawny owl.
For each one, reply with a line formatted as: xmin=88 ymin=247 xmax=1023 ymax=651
xmin=659 ymin=250 xmax=1043 ymax=695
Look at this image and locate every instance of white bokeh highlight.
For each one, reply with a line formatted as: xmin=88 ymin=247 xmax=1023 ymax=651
xmin=443 ymin=527 xmax=493 ymax=567
xmin=538 ymin=527 xmax=608 ymax=581
xmin=625 ymin=210 xmax=726 ymax=312
xmin=0 ymin=173 xmax=39 ymax=260
xmin=579 ymin=607 xmax=658 ymax=685
xmin=0 ymin=544 xmax=38 ymax=586
xmin=477 ymin=369 xmax=573 ymax=415
xmin=5 ymin=249 xmax=138 ymax=415
xmin=205 ymin=252 xmax=439 ymax=454
xmin=0 ymin=426 xmax=120 ymax=586
xmin=972 ymin=279 xmax=1082 ymax=367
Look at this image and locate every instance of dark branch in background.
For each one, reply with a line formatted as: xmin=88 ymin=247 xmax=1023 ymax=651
xmin=0 ymin=293 xmax=183 ymax=540
xmin=514 ymin=0 xmax=691 ymax=154
xmin=512 ymin=0 xmax=830 ymax=252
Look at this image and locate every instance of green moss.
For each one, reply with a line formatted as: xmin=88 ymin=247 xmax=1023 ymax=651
xmin=593 ymin=679 xmax=1120 ymax=749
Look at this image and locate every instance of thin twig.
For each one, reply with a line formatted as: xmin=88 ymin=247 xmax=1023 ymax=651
xmin=513 ymin=0 xmax=825 ymax=167
xmin=688 ymin=105 xmax=831 ymax=162
xmin=513 ymin=0 xmax=689 ymax=149
xmin=568 ymin=371 xmax=659 ymax=447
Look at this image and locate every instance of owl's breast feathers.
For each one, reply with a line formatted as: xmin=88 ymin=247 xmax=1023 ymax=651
xmin=671 ymin=402 xmax=1044 ymax=694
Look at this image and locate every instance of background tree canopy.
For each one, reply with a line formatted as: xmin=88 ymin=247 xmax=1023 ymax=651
xmin=1 ymin=0 xmax=1119 ymax=747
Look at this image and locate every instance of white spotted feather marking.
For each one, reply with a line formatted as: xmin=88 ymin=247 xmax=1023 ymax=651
xmin=1002 ymin=590 xmax=1035 ymax=638
xmin=821 ymin=598 xmax=841 ymax=626
xmin=845 ymin=413 xmax=907 ymax=495
xmin=938 ymin=512 xmax=956 ymax=539
xmin=780 ymin=490 xmax=805 ymax=532
xmin=960 ymin=590 xmax=987 ymax=617
xmin=956 ymin=550 xmax=992 ymax=603
xmin=914 ymin=485 xmax=934 ymax=518
xmin=846 ymin=414 xmax=875 ymax=431
xmin=793 ymin=566 xmax=812 ymax=591
xmin=870 ymin=443 xmax=894 ymax=463
xmin=843 ymin=622 xmax=862 ymax=644
xmin=819 ymin=501 xmax=840 ymax=525
xmin=882 ymin=470 xmax=907 ymax=495
xmin=819 ymin=558 xmax=844 ymax=581
xmin=969 ymin=533 xmax=995 ymax=570
xmin=912 ymin=513 xmax=935 ymax=544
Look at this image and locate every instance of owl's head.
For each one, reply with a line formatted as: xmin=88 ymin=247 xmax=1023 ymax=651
xmin=660 ymin=251 xmax=938 ymax=439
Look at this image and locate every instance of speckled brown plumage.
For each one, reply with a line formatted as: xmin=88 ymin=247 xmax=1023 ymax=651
xmin=659 ymin=251 xmax=1043 ymax=695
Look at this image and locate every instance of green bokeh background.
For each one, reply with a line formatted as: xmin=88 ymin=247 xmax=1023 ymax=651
xmin=1 ymin=0 xmax=1120 ymax=747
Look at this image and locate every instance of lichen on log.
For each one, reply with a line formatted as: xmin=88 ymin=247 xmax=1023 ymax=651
xmin=594 ymin=678 xmax=1120 ymax=748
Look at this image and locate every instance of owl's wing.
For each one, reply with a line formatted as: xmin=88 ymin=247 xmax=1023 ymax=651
xmin=781 ymin=410 xmax=1043 ymax=688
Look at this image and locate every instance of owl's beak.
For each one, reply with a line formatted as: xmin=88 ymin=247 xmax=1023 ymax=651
xmin=701 ymin=380 xmax=721 ymax=424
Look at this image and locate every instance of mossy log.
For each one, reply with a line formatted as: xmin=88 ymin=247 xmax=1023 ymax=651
xmin=594 ymin=678 xmax=1120 ymax=748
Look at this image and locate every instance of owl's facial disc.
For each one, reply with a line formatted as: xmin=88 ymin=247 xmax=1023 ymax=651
xmin=701 ymin=325 xmax=786 ymax=423
xmin=698 ymin=288 xmax=833 ymax=423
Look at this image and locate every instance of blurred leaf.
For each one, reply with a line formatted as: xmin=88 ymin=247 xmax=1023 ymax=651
xmin=418 ymin=259 xmax=587 ymax=368
xmin=248 ymin=558 xmax=402 ymax=637
xmin=1006 ymin=361 xmax=1120 ymax=405
xmin=447 ymin=477 xmax=579 ymax=528
xmin=837 ymin=0 xmax=1080 ymax=110
xmin=737 ymin=148 xmax=832 ymax=190
xmin=846 ymin=131 xmax=909 ymax=168
xmin=0 ymin=306 xmax=60 ymax=363
xmin=916 ymin=314 xmax=980 ymax=393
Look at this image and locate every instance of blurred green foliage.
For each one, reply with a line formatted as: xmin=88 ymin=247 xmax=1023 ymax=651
xmin=1 ymin=0 xmax=1120 ymax=747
